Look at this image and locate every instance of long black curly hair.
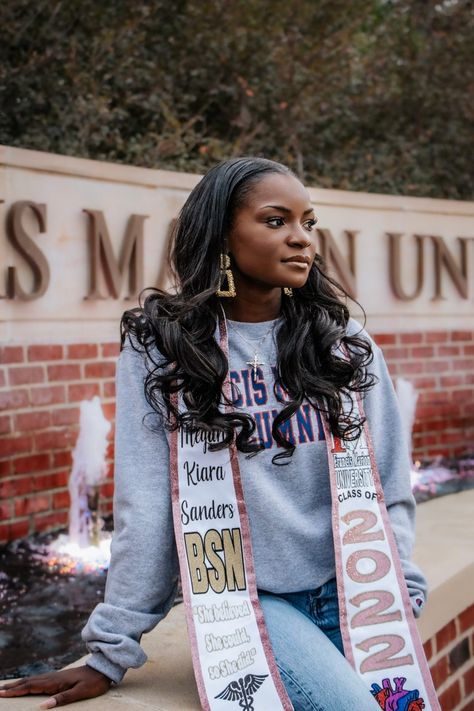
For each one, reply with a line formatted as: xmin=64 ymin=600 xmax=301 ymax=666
xmin=121 ymin=157 xmax=376 ymax=464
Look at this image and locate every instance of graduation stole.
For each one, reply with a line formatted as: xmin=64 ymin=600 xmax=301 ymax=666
xmin=169 ymin=318 xmax=440 ymax=711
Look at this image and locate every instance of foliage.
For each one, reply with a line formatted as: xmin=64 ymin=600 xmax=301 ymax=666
xmin=0 ymin=0 xmax=472 ymax=199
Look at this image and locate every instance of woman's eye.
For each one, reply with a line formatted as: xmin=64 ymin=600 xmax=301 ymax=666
xmin=303 ymin=219 xmax=317 ymax=231
xmin=266 ymin=217 xmax=285 ymax=228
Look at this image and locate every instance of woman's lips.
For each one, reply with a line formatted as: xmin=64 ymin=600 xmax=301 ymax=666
xmin=282 ymin=256 xmax=310 ymax=267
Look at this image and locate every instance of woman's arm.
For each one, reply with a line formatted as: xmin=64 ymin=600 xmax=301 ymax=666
xmin=81 ymin=340 xmax=179 ymax=683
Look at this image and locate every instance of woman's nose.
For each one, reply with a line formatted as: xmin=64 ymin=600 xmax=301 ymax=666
xmin=288 ymin=226 xmax=312 ymax=248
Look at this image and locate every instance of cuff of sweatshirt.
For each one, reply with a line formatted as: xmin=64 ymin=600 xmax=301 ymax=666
xmin=86 ymin=652 xmax=126 ymax=685
xmin=409 ymin=589 xmax=426 ymax=619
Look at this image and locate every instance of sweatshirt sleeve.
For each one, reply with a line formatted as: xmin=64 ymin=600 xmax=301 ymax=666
xmin=354 ymin=325 xmax=428 ymax=618
xmin=81 ymin=342 xmax=179 ymax=684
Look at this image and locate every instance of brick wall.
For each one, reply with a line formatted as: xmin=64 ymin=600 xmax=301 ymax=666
xmin=373 ymin=330 xmax=474 ymax=460
xmin=0 ymin=329 xmax=473 ymax=544
xmin=0 ymin=342 xmax=118 ymax=543
xmin=423 ymin=603 xmax=474 ymax=710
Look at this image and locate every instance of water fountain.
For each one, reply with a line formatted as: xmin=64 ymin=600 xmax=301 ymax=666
xmin=395 ymin=377 xmax=474 ymax=502
xmin=45 ymin=396 xmax=113 ymax=573
xmin=0 ymin=396 xmax=113 ymax=678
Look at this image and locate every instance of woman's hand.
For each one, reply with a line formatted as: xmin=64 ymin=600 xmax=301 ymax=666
xmin=0 ymin=665 xmax=112 ymax=708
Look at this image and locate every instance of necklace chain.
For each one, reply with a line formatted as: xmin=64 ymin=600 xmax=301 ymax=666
xmin=227 ymin=320 xmax=275 ymax=378
xmin=227 ymin=320 xmax=275 ymax=350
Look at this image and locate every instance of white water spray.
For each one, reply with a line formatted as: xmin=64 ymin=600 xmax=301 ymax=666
xmin=68 ymin=396 xmax=111 ymax=548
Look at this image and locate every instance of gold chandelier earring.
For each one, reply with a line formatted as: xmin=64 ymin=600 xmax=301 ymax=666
xmin=216 ymin=253 xmax=236 ymax=297
xmin=283 ymin=287 xmax=293 ymax=297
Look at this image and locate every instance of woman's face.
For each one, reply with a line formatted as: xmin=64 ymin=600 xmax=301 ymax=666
xmin=227 ymin=172 xmax=318 ymax=294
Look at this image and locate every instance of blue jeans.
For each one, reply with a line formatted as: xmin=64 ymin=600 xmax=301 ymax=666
xmin=258 ymin=578 xmax=380 ymax=711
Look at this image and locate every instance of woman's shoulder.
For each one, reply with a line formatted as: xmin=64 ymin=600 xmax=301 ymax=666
xmin=344 ymin=317 xmax=378 ymax=350
xmin=119 ymin=329 xmax=166 ymax=377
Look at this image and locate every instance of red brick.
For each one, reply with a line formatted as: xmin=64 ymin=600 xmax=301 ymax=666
xmin=438 ymin=680 xmax=461 ymax=710
xmin=441 ymin=375 xmax=465 ymax=387
xmin=35 ymin=429 xmax=75 ymax=452
xmin=426 ymin=331 xmax=449 ymax=343
xmin=464 ymin=665 xmax=474 ymax=696
xmin=0 ymin=414 xmax=11 ymax=434
xmin=52 ymin=407 xmax=80 ymax=426
xmin=15 ymin=494 xmax=51 ymax=516
xmin=459 ymin=605 xmax=474 ymax=633
xmin=425 ymin=360 xmax=451 ymax=373
xmin=0 ymin=500 xmax=12 ymax=519
xmin=30 ymin=384 xmax=65 ymax=406
xmin=413 ymin=433 xmax=439 ymax=448
xmin=423 ymin=639 xmax=433 ymax=661
xmin=438 ymin=345 xmax=461 ymax=357
xmin=450 ymin=388 xmax=473 ymax=401
xmin=52 ymin=471 xmax=69 ymax=488
xmin=464 ymin=344 xmax=474 ymax=356
xmin=436 ymin=620 xmax=457 ymax=651
xmin=0 ymin=435 xmax=33 ymax=458
xmin=68 ymin=383 xmax=100 ymax=402
xmin=103 ymin=381 xmax=116 ymax=398
xmin=373 ymin=334 xmax=397 ymax=345
xmin=102 ymin=500 xmax=113 ymax=514
xmin=9 ymin=365 xmax=44 ymax=386
xmin=431 ymin=655 xmax=449 ymax=688
xmin=419 ymin=391 xmax=446 ymax=404
xmin=0 ymin=388 xmax=29 ymax=410
xmin=0 ymin=368 xmax=5 ymax=387
xmin=400 ymin=333 xmax=423 ymax=344
xmin=100 ymin=481 xmax=114 ymax=498
xmin=452 ymin=331 xmax=473 ymax=342
xmin=30 ymin=474 xmax=56 ymax=492
xmin=47 ymin=364 xmax=81 ymax=382
xmin=53 ymin=450 xmax=72 ymax=468
xmin=418 ymin=418 xmax=447 ymax=432
xmin=0 ymin=346 xmax=24 ymax=364
xmin=411 ymin=346 xmax=435 ymax=358
xmin=0 ymin=476 xmax=32 ymax=497
xmin=400 ymin=361 xmax=424 ymax=374
xmin=67 ymin=344 xmax=98 ymax=359
xmin=53 ymin=490 xmax=70 ymax=509
xmin=381 ymin=347 xmax=410 ymax=360
xmin=102 ymin=343 xmax=120 ymax=357
xmin=103 ymin=403 xmax=115 ymax=422
xmin=13 ymin=453 xmax=51 ymax=474
xmin=0 ymin=460 xmax=12 ymax=476
xmin=27 ymin=345 xmax=63 ymax=361
xmin=0 ymin=519 xmax=29 ymax=542
xmin=34 ymin=510 xmax=68 ymax=532
xmin=412 ymin=376 xmax=438 ymax=389
xmin=84 ymin=361 xmax=116 ymax=378
xmin=454 ymin=359 xmax=474 ymax=370
xmin=32 ymin=472 xmax=68 ymax=491
xmin=14 ymin=410 xmax=51 ymax=432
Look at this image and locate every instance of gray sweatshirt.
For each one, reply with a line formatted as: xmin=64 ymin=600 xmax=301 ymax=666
xmin=82 ymin=317 xmax=427 ymax=684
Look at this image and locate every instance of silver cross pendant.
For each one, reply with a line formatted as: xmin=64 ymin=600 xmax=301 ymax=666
xmin=247 ymin=352 xmax=265 ymax=379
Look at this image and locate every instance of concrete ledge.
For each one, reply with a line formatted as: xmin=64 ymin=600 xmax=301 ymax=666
xmin=413 ymin=489 xmax=474 ymax=642
xmin=1 ymin=490 xmax=473 ymax=710
xmin=0 ymin=604 xmax=200 ymax=711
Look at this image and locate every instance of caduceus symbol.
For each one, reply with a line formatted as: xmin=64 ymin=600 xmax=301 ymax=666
xmin=215 ymin=673 xmax=268 ymax=710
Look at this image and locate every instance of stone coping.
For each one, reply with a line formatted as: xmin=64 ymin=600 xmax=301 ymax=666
xmin=1 ymin=489 xmax=473 ymax=710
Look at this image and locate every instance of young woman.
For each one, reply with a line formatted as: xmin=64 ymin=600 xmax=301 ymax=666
xmin=0 ymin=158 xmax=429 ymax=710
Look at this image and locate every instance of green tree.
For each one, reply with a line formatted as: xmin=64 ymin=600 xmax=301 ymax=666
xmin=0 ymin=0 xmax=472 ymax=198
